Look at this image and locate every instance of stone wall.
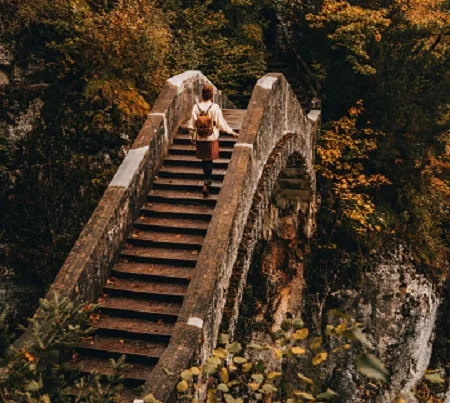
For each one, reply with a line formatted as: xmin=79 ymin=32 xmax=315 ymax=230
xmin=143 ymin=73 xmax=320 ymax=401
xmin=14 ymin=70 xmax=226 ymax=350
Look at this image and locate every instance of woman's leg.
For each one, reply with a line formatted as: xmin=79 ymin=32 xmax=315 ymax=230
xmin=202 ymin=160 xmax=213 ymax=197
xmin=202 ymin=160 xmax=213 ymax=185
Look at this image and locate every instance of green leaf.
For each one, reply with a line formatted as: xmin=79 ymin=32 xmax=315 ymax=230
xmin=424 ymin=372 xmax=445 ymax=384
xmin=227 ymin=341 xmax=243 ymax=354
xmin=293 ymin=318 xmax=304 ymax=329
xmin=317 ymin=388 xmax=338 ymax=400
xmin=203 ymin=363 xmax=218 ymax=375
xmin=294 ymin=391 xmax=315 ymax=400
xmin=247 ymin=342 xmax=262 ymax=349
xmin=144 ymin=394 xmax=160 ymax=403
xmin=355 ymin=353 xmax=389 ymax=382
xmin=233 ymin=356 xmax=248 ymax=364
xmin=219 ymin=333 xmax=230 ymax=345
xmin=218 ymin=383 xmax=229 ymax=392
xmin=297 ymin=373 xmax=314 ymax=385
xmin=207 ymin=356 xmax=222 ymax=366
xmin=26 ymin=381 xmax=41 ymax=393
xmin=281 ymin=319 xmax=293 ymax=331
xmin=261 ymin=383 xmax=278 ymax=394
xmin=181 ymin=369 xmax=193 ymax=381
xmin=272 ymin=330 xmax=284 ymax=340
xmin=343 ymin=326 xmax=373 ymax=349
xmin=251 ymin=373 xmax=265 ymax=383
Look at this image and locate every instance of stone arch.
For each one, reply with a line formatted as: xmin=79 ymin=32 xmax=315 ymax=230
xmin=221 ymin=134 xmax=316 ymax=337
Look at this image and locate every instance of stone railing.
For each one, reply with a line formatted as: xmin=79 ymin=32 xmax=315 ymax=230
xmin=14 ymin=71 xmax=228 ymax=350
xmin=143 ymin=73 xmax=320 ymax=402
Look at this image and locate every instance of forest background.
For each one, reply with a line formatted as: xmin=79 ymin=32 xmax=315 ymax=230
xmin=0 ymin=0 xmax=449 ymax=345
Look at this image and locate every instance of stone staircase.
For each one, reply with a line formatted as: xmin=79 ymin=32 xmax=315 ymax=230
xmin=266 ymin=50 xmax=320 ymax=112
xmin=70 ymin=109 xmax=246 ymax=397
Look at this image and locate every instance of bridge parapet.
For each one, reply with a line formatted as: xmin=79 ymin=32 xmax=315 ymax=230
xmin=145 ymin=73 xmax=320 ymax=401
xmin=14 ymin=71 xmax=228 ymax=350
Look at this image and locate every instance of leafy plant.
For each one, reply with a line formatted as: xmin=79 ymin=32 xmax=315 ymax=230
xmin=0 ymin=295 xmax=126 ymax=403
xmin=152 ymin=312 xmax=389 ymax=402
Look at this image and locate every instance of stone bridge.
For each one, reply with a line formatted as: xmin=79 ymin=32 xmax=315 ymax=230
xmin=14 ymin=71 xmax=320 ymax=402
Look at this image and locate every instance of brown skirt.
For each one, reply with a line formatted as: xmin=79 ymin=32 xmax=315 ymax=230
xmin=196 ymin=139 xmax=219 ymax=161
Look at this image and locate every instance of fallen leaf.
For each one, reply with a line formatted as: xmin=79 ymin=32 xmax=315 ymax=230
xmin=292 ymin=347 xmax=306 ymax=355
xmin=294 ymin=391 xmax=315 ymax=400
xmin=297 ymin=373 xmax=313 ymax=385
xmin=355 ymin=353 xmax=389 ymax=382
xmin=310 ymin=337 xmax=322 ymax=349
xmin=316 ymin=388 xmax=338 ymax=400
xmin=312 ymin=352 xmax=328 ymax=366
xmin=424 ymin=372 xmax=445 ymax=384
xmin=293 ymin=328 xmax=309 ymax=340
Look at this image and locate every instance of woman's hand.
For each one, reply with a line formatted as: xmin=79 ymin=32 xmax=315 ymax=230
xmin=231 ymin=131 xmax=239 ymax=138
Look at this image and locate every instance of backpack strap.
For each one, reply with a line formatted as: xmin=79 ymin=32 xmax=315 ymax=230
xmin=197 ymin=103 xmax=214 ymax=115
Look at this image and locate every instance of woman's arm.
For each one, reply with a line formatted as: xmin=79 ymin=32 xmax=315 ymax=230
xmin=215 ymin=106 xmax=239 ymax=137
xmin=188 ymin=106 xmax=198 ymax=143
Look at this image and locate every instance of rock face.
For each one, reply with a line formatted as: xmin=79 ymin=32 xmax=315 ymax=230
xmin=324 ymin=248 xmax=441 ymax=402
xmin=235 ymin=244 xmax=441 ymax=402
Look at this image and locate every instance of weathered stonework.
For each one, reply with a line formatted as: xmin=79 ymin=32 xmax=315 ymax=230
xmin=14 ymin=71 xmax=228 ymax=351
xmin=143 ymin=73 xmax=319 ymax=402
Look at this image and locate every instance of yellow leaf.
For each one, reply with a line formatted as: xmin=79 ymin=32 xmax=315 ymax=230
xmin=274 ymin=348 xmax=283 ymax=359
xmin=297 ymin=373 xmax=314 ymax=385
xmin=310 ymin=337 xmax=322 ymax=349
xmin=213 ymin=348 xmax=228 ymax=359
xmin=294 ymin=391 xmax=315 ymax=400
xmin=267 ymin=372 xmax=282 ymax=379
xmin=177 ymin=380 xmax=189 ymax=393
xmin=312 ymin=352 xmax=328 ymax=366
xmin=334 ymin=321 xmax=347 ymax=334
xmin=291 ymin=347 xmax=306 ymax=355
xmin=248 ymin=383 xmax=259 ymax=391
xmin=325 ymin=325 xmax=335 ymax=336
xmin=293 ymin=328 xmax=309 ymax=340
xmin=221 ymin=368 xmax=229 ymax=383
xmin=190 ymin=367 xmax=201 ymax=376
xmin=242 ymin=363 xmax=253 ymax=373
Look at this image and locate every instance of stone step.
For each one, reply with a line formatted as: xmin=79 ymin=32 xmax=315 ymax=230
xmin=147 ymin=189 xmax=218 ymax=207
xmin=120 ymin=245 xmax=199 ymax=266
xmin=158 ymin=165 xmax=227 ymax=181
xmin=92 ymin=315 xmax=174 ymax=342
xmin=127 ymin=229 xmax=205 ymax=250
xmin=104 ymin=278 xmax=187 ymax=303
xmin=141 ymin=202 xmax=214 ymax=221
xmin=113 ymin=262 xmax=194 ymax=283
xmin=100 ymin=296 xmax=181 ymax=321
xmin=70 ymin=356 xmax=152 ymax=386
xmin=76 ymin=336 xmax=166 ymax=365
xmin=170 ymin=144 xmax=234 ymax=154
xmin=153 ymin=178 xmax=222 ymax=194
xmin=163 ymin=155 xmax=230 ymax=169
xmin=135 ymin=216 xmax=210 ymax=235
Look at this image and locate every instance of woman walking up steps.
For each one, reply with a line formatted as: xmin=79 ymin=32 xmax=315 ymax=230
xmin=188 ymin=84 xmax=239 ymax=197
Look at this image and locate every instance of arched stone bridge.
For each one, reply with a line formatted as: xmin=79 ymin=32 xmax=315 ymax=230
xmin=14 ymin=71 xmax=320 ymax=402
